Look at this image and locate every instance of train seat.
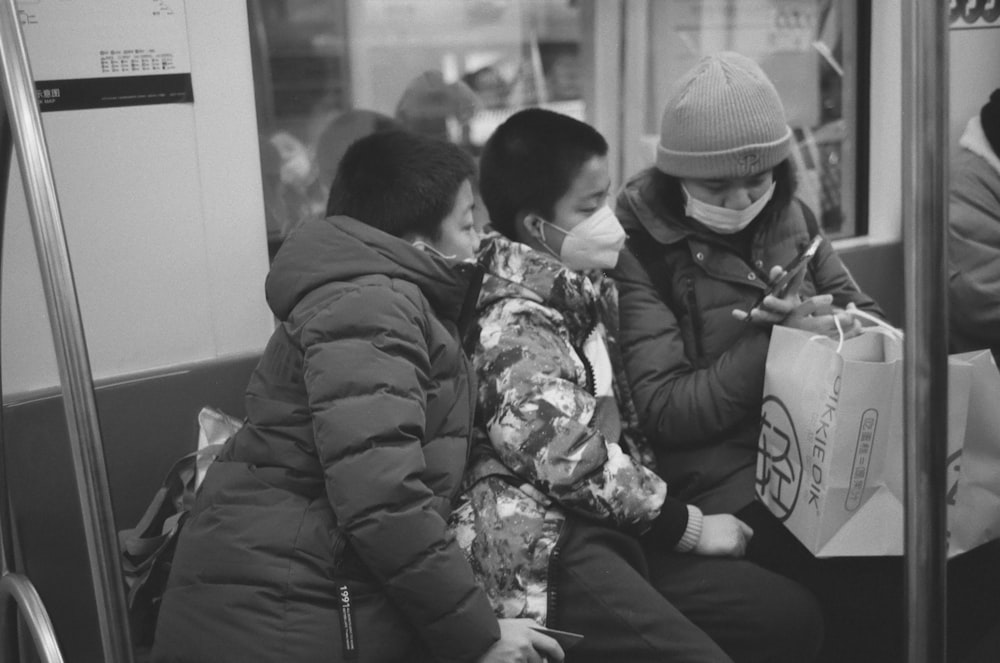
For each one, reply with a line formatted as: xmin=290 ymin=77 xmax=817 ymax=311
xmin=1 ymin=353 xmax=259 ymax=663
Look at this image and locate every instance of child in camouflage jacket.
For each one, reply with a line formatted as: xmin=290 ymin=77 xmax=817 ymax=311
xmin=449 ymin=108 xmax=823 ymax=663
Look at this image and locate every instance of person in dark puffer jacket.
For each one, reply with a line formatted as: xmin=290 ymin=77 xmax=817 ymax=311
xmin=611 ymin=52 xmax=892 ymax=663
xmin=152 ymin=130 xmax=563 ymax=663
xmin=950 ymin=88 xmax=1000 ymax=362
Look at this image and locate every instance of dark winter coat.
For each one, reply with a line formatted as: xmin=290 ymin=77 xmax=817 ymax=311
xmin=152 ymin=216 xmax=498 ymax=663
xmin=949 ymin=116 xmax=1000 ymax=361
xmin=613 ymin=170 xmax=881 ymax=514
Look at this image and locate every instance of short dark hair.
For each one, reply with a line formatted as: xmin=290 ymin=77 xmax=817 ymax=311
xmin=479 ymin=108 xmax=608 ymax=238
xmin=326 ymin=129 xmax=476 ymax=239
xmin=646 ymin=158 xmax=798 ymax=221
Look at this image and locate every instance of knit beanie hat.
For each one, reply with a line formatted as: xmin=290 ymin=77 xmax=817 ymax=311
xmin=656 ymin=51 xmax=793 ymax=179
xmin=981 ymin=88 xmax=1000 ymax=157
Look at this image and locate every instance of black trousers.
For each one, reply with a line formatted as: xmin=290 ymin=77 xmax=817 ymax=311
xmin=550 ymin=519 xmax=824 ymax=663
xmin=737 ymin=500 xmax=1000 ymax=663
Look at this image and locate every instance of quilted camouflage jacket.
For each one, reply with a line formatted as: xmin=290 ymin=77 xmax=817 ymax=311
xmin=450 ymin=234 xmax=691 ymax=625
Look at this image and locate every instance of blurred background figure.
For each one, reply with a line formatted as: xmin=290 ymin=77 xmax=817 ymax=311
xmin=394 ymin=70 xmax=481 ymax=143
xmin=949 ymin=88 xmax=1000 ymax=362
xmin=259 ymin=130 xmax=327 ymax=258
xmin=315 ymin=109 xmax=399 ymax=191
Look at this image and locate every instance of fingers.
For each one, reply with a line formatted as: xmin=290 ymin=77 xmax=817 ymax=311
xmin=791 ymin=294 xmax=834 ymax=317
xmin=527 ymin=632 xmax=564 ymax=662
xmin=833 ymin=309 xmax=856 ymax=328
xmin=738 ymin=520 xmax=755 ymax=539
xmin=785 ymin=261 xmax=809 ymax=295
xmin=734 ymin=293 xmax=798 ymax=326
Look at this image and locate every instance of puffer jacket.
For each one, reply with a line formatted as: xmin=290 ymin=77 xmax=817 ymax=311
xmin=449 ymin=234 xmax=689 ymax=625
xmin=613 ymin=170 xmax=881 ymax=515
xmin=949 ymin=115 xmax=1000 ymax=361
xmin=153 ymin=216 xmax=498 ymax=663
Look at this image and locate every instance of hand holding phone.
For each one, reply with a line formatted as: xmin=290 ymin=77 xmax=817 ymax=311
xmin=763 ymin=235 xmax=823 ymax=300
xmin=740 ymin=235 xmax=823 ymax=322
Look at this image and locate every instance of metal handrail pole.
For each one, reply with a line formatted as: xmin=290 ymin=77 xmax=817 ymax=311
xmin=0 ymin=3 xmax=134 ymax=662
xmin=0 ymin=94 xmax=13 ymax=580
xmin=0 ymin=573 xmax=65 ymax=663
xmin=901 ymin=2 xmax=950 ymax=662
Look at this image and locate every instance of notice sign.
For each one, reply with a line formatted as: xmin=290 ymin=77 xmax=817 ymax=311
xmin=16 ymin=0 xmax=193 ymax=112
xmin=950 ymin=0 xmax=1000 ymax=30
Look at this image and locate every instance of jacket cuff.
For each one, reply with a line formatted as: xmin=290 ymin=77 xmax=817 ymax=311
xmin=673 ymin=505 xmax=704 ymax=553
xmin=640 ymin=496 xmax=690 ymax=548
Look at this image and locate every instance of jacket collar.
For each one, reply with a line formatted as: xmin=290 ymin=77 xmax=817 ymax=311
xmin=618 ymin=170 xmax=692 ymax=245
xmin=961 ymin=116 xmax=1000 ymax=179
xmin=619 ymin=169 xmax=781 ymax=255
xmin=476 ymin=233 xmax=603 ymax=338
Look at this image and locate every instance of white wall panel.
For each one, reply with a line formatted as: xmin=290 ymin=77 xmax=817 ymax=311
xmin=2 ymin=1 xmax=273 ymax=397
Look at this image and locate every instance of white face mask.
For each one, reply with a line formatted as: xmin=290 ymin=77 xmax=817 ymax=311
xmin=538 ymin=205 xmax=627 ymax=271
xmin=683 ymin=181 xmax=776 ymax=234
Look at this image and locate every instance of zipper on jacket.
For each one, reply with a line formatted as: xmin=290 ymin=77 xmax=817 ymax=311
xmin=684 ymin=278 xmax=706 ymax=359
xmin=449 ymin=353 xmax=479 ymax=507
xmin=545 ymin=520 xmax=570 ymax=628
xmin=577 ymin=322 xmax=599 ymax=397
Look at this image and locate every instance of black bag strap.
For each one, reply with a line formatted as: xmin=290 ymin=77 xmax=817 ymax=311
xmin=118 ymin=443 xmax=224 ymax=564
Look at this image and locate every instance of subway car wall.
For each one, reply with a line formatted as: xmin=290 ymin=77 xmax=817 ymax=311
xmin=1 ymin=2 xmax=999 ymax=662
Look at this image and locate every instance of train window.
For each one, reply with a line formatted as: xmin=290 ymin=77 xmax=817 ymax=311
xmin=620 ymin=0 xmax=869 ymax=241
xmin=248 ymin=0 xmax=870 ymax=254
xmin=247 ymin=0 xmax=607 ymax=256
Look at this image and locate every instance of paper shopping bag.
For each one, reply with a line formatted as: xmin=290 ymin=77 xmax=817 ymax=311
xmin=940 ymin=350 xmax=1000 ymax=555
xmin=755 ymin=325 xmax=903 ymax=556
xmin=829 ymin=349 xmax=1000 ymax=557
xmin=757 ymin=326 xmax=1000 ymax=557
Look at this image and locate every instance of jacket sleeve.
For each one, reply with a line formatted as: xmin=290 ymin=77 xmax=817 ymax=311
xmin=300 ymin=282 xmax=498 ymax=663
xmin=612 ymin=246 xmax=774 ymax=446
xmin=948 ymin=168 xmax=1000 ymax=341
xmin=475 ymin=297 xmax=673 ymax=533
xmin=809 ymin=233 xmax=884 ymax=316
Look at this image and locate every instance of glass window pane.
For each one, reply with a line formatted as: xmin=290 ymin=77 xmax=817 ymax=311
xmin=641 ymin=0 xmax=861 ymax=239
xmin=248 ymin=0 xmax=596 ymax=255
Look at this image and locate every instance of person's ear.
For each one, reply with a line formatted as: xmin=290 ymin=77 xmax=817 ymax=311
xmin=519 ymin=212 xmax=545 ymax=244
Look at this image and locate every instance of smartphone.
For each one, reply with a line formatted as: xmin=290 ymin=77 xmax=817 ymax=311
xmin=530 ymin=625 xmax=585 ymax=651
xmin=762 ymin=235 xmax=823 ymax=299
xmin=741 ymin=235 xmax=823 ymax=323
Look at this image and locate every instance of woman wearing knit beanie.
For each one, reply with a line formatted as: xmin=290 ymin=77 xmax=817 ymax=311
xmin=949 ymin=88 xmax=1000 ymax=362
xmin=611 ymin=52 xmax=892 ymax=662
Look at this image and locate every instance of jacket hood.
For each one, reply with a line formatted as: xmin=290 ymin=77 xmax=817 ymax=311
xmin=266 ymin=215 xmax=478 ymax=323
xmin=476 ymin=233 xmax=602 ymax=339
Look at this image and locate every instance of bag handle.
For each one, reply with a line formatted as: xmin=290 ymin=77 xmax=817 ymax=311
xmin=809 ymin=314 xmax=847 ymax=353
xmin=849 ymin=307 xmax=903 ymax=340
xmin=808 ymin=307 xmax=902 ymax=354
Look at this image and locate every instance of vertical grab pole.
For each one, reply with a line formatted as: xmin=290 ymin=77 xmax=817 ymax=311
xmin=901 ymin=1 xmax=949 ymax=662
xmin=0 ymin=3 xmax=134 ymax=662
